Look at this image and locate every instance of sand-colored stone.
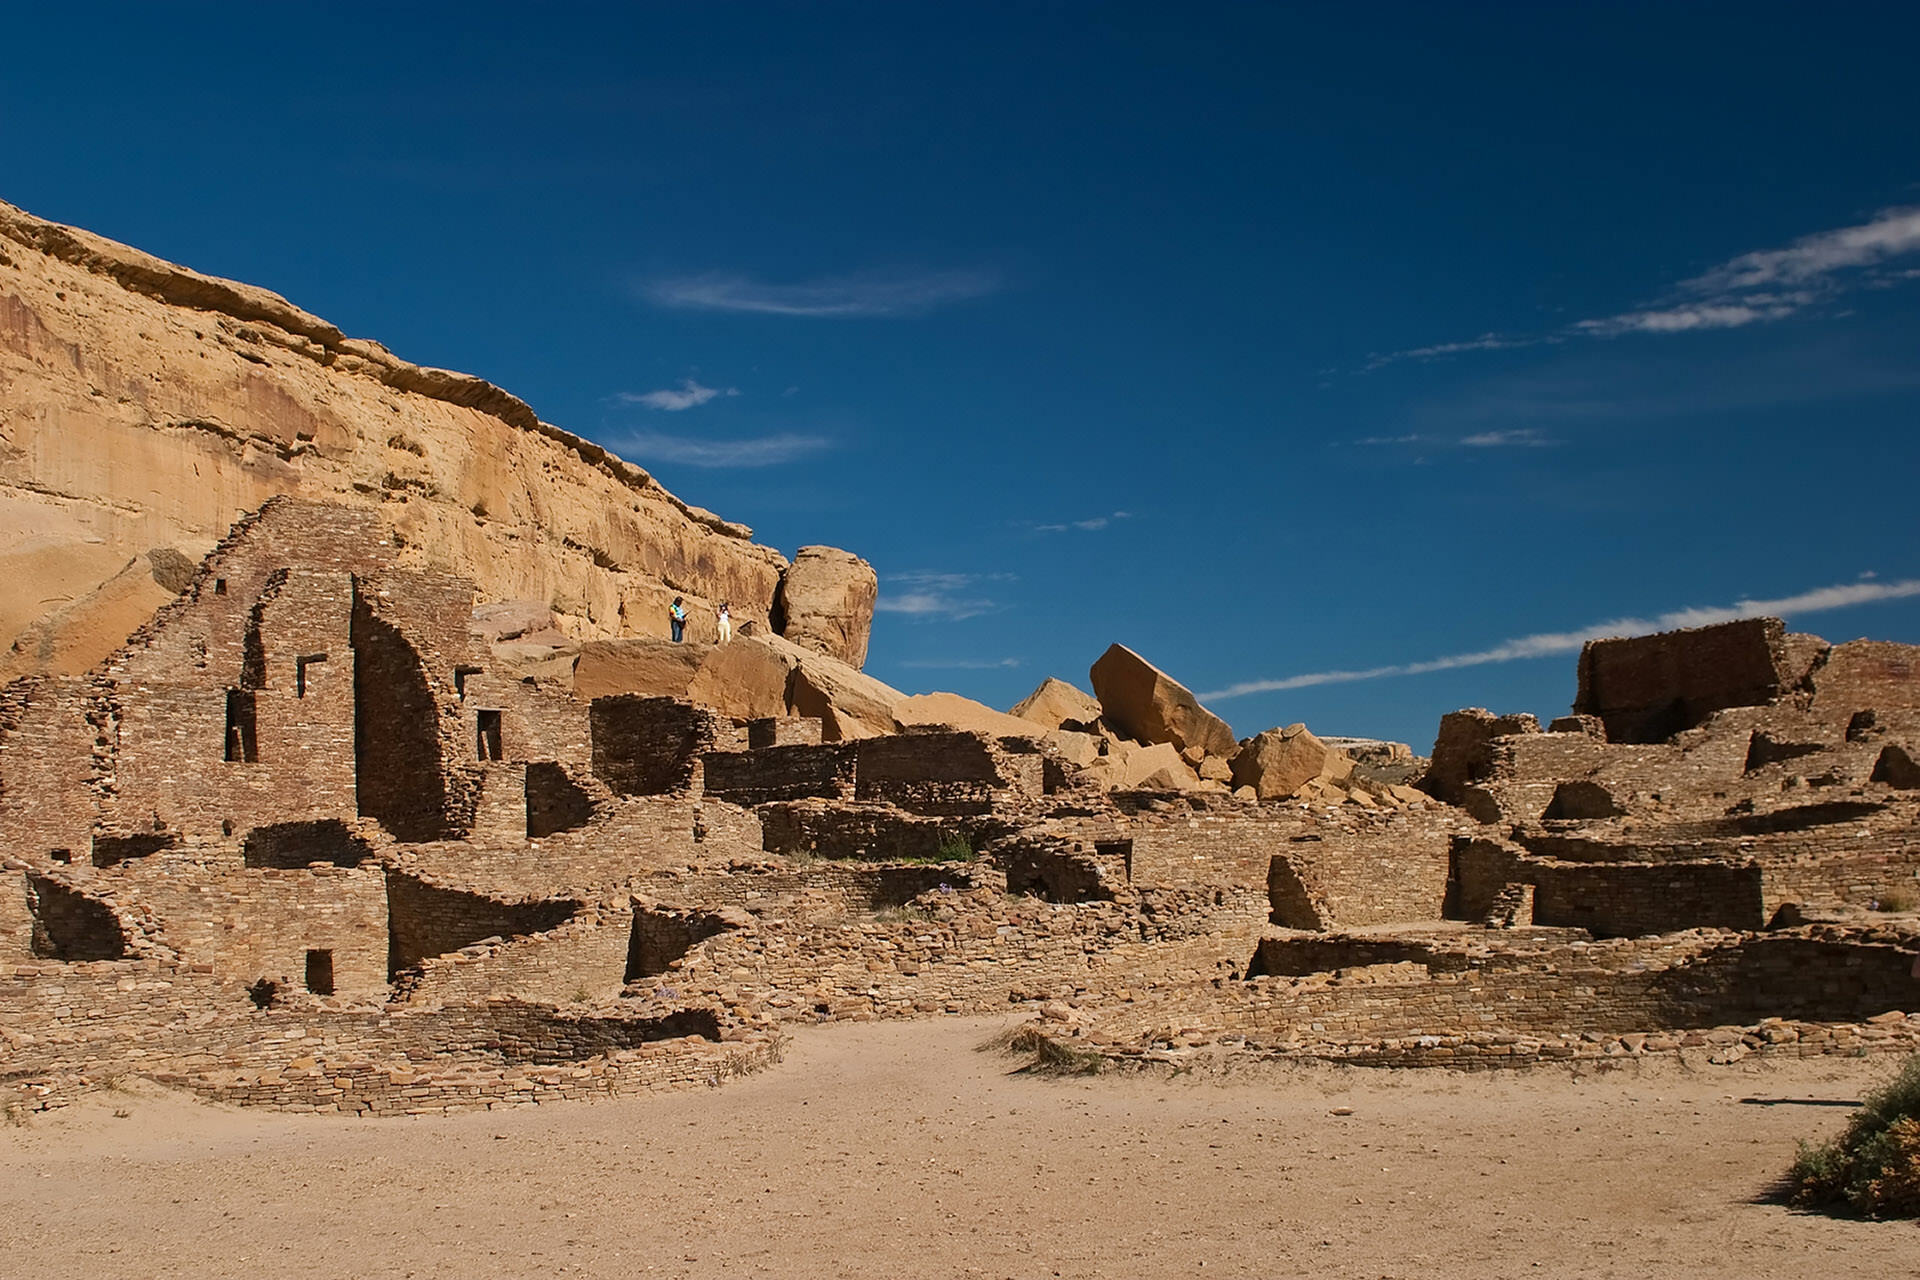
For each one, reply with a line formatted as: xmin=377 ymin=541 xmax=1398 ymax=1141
xmin=776 ymin=547 xmax=878 ymax=669
xmin=893 ymin=692 xmax=1039 ymax=740
xmin=764 ymin=634 xmax=904 ymax=741
xmin=0 ymin=196 xmax=800 ymax=679
xmin=1010 ymin=677 xmax=1103 ymax=731
xmin=1230 ymin=723 xmax=1354 ymax=800
xmin=1087 ymin=644 xmax=1236 ymax=759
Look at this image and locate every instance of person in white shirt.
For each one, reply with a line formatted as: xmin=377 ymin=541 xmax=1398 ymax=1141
xmin=716 ymin=601 xmax=732 ymax=644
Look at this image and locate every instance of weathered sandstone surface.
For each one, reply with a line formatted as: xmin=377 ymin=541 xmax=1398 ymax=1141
xmin=1230 ymin=723 xmax=1354 ymax=800
xmin=1010 ymin=676 xmax=1103 ymax=731
xmin=0 ymin=197 xmax=870 ymax=681
xmin=774 ymin=546 xmax=878 ymax=668
xmin=1088 ymin=643 xmax=1236 ymax=759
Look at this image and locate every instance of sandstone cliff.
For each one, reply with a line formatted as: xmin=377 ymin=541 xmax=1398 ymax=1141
xmin=0 ymin=198 xmax=859 ymax=679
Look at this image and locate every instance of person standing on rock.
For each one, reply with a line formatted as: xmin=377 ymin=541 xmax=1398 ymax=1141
xmin=669 ymin=596 xmax=688 ymax=642
xmin=716 ymin=601 xmax=731 ymax=644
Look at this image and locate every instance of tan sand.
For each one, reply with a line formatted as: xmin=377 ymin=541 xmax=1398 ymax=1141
xmin=0 ymin=1016 xmax=1914 ymax=1279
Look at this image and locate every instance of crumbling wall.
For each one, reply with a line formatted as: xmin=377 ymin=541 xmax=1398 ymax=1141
xmin=24 ymin=873 xmax=127 ymax=960
xmin=1444 ymin=837 xmax=1767 ymax=935
xmin=852 ymin=731 xmax=1042 ymax=815
xmin=1575 ymin=617 xmax=1791 ymax=744
xmin=384 ymin=871 xmax=579 ymax=974
xmin=1808 ymin=639 xmax=1920 ymax=713
xmin=406 ymin=907 xmax=635 ymax=1006
xmin=702 ymin=742 xmax=855 ymax=806
xmin=0 ymin=676 xmax=102 ymax=862
xmin=352 ymin=591 xmax=450 ymax=841
xmin=113 ymin=857 xmax=388 ymax=996
xmin=590 ymin=695 xmax=727 ymax=796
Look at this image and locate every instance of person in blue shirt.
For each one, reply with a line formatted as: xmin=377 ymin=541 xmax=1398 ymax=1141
xmin=669 ymin=596 xmax=688 ymax=642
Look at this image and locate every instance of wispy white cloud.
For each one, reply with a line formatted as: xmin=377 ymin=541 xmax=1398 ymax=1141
xmin=612 ymin=431 xmax=832 ymax=468
xmin=898 ymin=656 xmax=1024 ymax=670
xmin=1034 ymin=510 xmax=1134 ymax=534
xmin=617 ymin=379 xmax=739 ymax=412
xmin=1459 ymin=428 xmax=1555 ymax=448
xmin=1347 ymin=429 xmax=1554 ymax=449
xmin=1682 ymin=207 xmax=1920 ymax=293
xmin=1368 ymin=205 xmax=1920 ymax=368
xmin=1200 ymin=575 xmax=1920 ymax=701
xmin=646 ymin=269 xmax=1001 ymax=317
xmin=876 ymin=571 xmax=1012 ymax=621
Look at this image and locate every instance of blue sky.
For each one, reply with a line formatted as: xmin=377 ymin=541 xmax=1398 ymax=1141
xmin=4 ymin=3 xmax=1917 ymax=747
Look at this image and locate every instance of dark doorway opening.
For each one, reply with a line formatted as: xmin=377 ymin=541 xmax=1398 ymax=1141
xmin=477 ymin=709 xmax=503 ymax=761
xmin=224 ymin=688 xmax=258 ymax=762
xmin=304 ymin=949 xmax=335 ymax=995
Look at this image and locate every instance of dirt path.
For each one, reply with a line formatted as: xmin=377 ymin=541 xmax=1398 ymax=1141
xmin=0 ymin=1017 xmax=1914 ymax=1279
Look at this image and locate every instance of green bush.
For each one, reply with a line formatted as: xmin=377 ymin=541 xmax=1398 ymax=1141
xmin=1790 ymin=1054 xmax=1920 ymax=1217
xmin=893 ymin=831 xmax=976 ymax=864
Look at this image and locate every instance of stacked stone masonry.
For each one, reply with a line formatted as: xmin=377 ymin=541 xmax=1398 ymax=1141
xmin=4 ymin=510 xmax=1920 ymax=1114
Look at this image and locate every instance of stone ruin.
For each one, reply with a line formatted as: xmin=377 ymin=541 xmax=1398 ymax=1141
xmin=1 ymin=197 xmax=1916 ymax=1115
xmin=1 ymin=497 xmax=1916 ymax=1114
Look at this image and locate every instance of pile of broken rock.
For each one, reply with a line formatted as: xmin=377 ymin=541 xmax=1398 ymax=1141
xmin=1017 ymin=644 xmax=1427 ymax=809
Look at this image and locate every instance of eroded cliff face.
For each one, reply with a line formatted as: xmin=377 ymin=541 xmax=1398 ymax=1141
xmin=0 ymin=198 xmax=799 ymax=679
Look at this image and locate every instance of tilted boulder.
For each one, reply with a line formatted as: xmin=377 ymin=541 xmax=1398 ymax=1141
xmin=1088 ymin=644 xmax=1237 ymax=760
xmin=1229 ymin=723 xmax=1353 ymax=800
xmin=766 ymin=633 xmax=903 ymax=741
xmin=776 ymin=547 xmax=878 ymax=669
xmin=1010 ymin=677 xmax=1103 ymax=731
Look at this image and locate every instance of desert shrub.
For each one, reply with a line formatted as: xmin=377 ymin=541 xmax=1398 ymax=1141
xmin=1870 ymin=888 xmax=1917 ymax=912
xmin=892 ymin=831 xmax=977 ymax=864
xmin=1004 ymin=1027 xmax=1106 ymax=1076
xmin=1790 ymin=1054 xmax=1920 ymax=1217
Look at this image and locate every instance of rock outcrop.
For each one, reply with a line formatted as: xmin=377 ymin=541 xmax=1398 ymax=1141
xmin=1010 ymin=677 xmax=1102 ymax=731
xmin=893 ymin=692 xmax=1040 ymax=740
xmin=775 ymin=547 xmax=878 ymax=669
xmin=0 ymin=197 xmax=875 ymax=680
xmin=1088 ymin=644 xmax=1236 ymax=760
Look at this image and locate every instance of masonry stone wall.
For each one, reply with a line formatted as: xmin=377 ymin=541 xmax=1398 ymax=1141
xmin=1808 ymin=639 xmax=1920 ymax=713
xmin=385 ymin=870 xmax=579 ymax=974
xmin=702 ymin=742 xmax=854 ymax=806
xmin=406 ymin=907 xmax=635 ymax=1005
xmin=101 ymin=853 xmax=389 ymax=995
xmin=758 ymin=799 xmax=1008 ymax=861
xmin=1575 ymin=618 xmax=1792 ymax=743
xmin=590 ymin=695 xmax=728 ymax=796
xmin=0 ymin=676 xmax=101 ymax=861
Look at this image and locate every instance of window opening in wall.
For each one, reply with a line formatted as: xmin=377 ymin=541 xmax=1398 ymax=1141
xmin=213 ymin=578 xmax=227 ymax=596
xmin=304 ymin=950 xmax=335 ymax=996
xmin=224 ymin=689 xmax=258 ymax=763
xmin=295 ymin=652 xmax=328 ymax=698
xmin=477 ymin=709 xmax=503 ymax=761
xmin=454 ymin=665 xmax=483 ymax=701
xmin=49 ymin=848 xmax=71 ymax=864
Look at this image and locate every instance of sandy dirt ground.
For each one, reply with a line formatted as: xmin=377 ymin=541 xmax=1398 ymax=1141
xmin=1 ymin=1017 xmax=1915 ymax=1280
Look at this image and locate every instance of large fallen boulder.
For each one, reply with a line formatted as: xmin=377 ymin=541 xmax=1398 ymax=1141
xmin=1010 ymin=677 xmax=1103 ymax=731
xmin=1083 ymin=739 xmax=1206 ymax=791
xmin=765 ymin=633 xmax=903 ymax=740
xmin=1229 ymin=723 xmax=1353 ymax=800
xmin=776 ymin=546 xmax=878 ymax=669
xmin=571 ymin=636 xmax=792 ymax=719
xmin=1088 ymin=644 xmax=1236 ymax=760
